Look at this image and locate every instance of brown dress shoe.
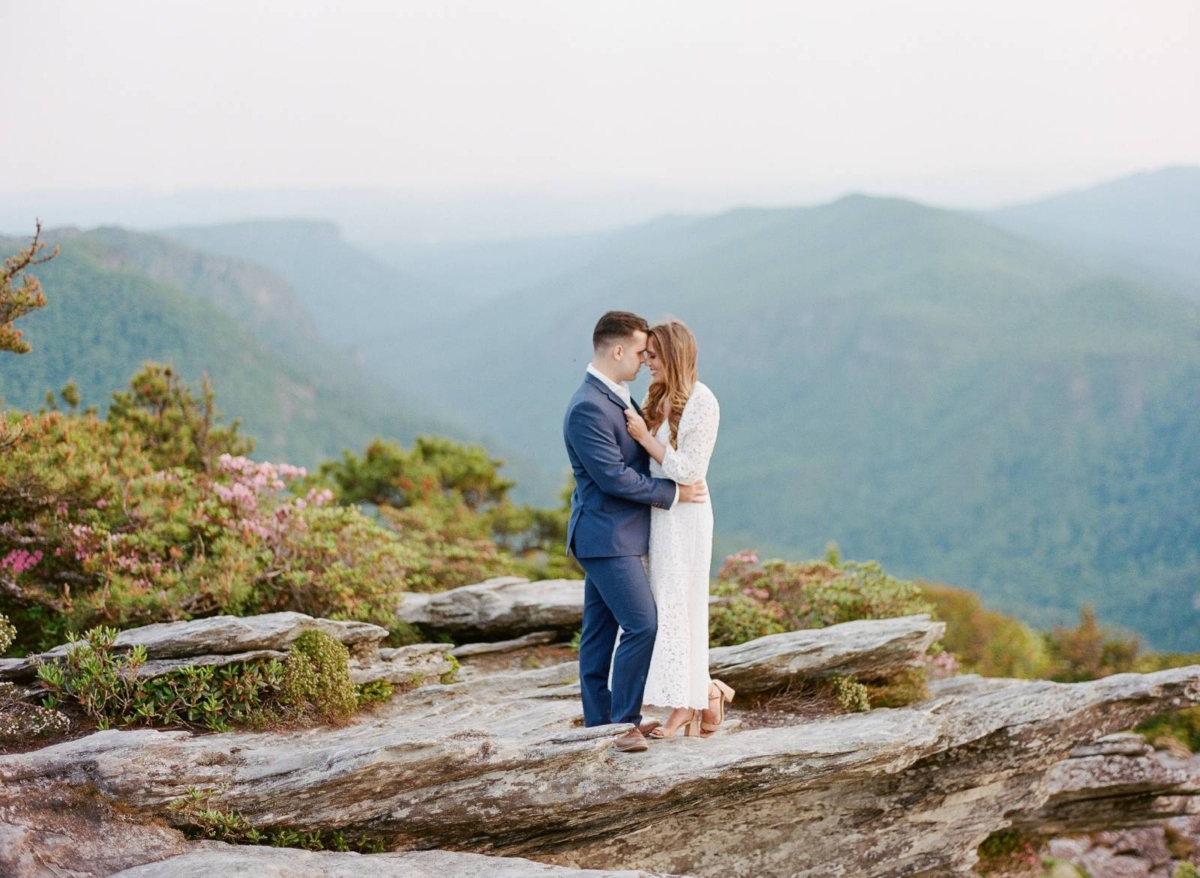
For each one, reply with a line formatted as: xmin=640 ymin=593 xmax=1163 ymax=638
xmin=638 ymin=720 xmax=662 ymax=736
xmin=613 ymin=728 xmax=649 ymax=752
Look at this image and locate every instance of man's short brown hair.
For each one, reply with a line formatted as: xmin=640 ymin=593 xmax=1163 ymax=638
xmin=593 ymin=311 xmax=650 ymax=351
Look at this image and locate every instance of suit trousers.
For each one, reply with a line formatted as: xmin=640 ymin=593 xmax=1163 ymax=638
xmin=575 ymin=554 xmax=658 ymax=727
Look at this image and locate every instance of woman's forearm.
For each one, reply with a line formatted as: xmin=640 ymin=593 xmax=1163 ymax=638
xmin=640 ymin=433 xmax=666 ymax=465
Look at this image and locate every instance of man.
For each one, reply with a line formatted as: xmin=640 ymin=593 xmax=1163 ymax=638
xmin=563 ymin=311 xmax=707 ymax=753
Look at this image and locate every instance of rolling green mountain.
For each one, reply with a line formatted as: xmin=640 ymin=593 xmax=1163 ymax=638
xmin=368 ymin=195 xmax=1200 ymax=649
xmin=377 ymin=230 xmax=624 ymax=315
xmin=989 ymin=166 xmax=1200 ymax=302
xmin=164 ymin=220 xmax=453 ymax=339
xmin=0 ymin=229 xmax=454 ymax=467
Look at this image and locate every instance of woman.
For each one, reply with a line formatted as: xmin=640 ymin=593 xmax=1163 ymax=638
xmin=624 ymin=319 xmax=733 ymax=738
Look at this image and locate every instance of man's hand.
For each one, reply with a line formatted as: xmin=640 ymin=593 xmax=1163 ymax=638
xmin=678 ymin=481 xmax=708 ymax=504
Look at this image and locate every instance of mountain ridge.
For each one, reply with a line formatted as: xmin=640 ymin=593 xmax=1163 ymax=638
xmin=367 ymin=193 xmax=1200 ymax=648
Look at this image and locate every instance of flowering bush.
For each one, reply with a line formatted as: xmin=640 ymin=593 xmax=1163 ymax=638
xmin=713 ymin=550 xmax=932 ymax=638
xmin=0 ymin=370 xmax=418 ymax=653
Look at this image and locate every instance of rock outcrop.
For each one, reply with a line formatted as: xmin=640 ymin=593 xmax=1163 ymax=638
xmin=2 ymin=611 xmax=1199 ymax=878
xmin=396 ymin=577 xmax=584 ymax=641
xmin=1016 ymin=733 xmax=1200 ymax=837
xmin=1047 ymin=817 xmax=1200 ymax=878
xmin=108 ymin=844 xmax=692 ymax=877
xmin=708 ymin=614 xmax=943 ymax=693
xmin=0 ymin=611 xmax=455 ymax=691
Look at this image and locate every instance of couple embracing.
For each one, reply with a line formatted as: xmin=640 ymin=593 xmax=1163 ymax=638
xmin=563 ymin=310 xmax=734 ymax=753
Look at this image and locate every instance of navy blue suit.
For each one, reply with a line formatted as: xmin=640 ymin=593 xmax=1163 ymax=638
xmin=563 ymin=373 xmax=677 ymax=727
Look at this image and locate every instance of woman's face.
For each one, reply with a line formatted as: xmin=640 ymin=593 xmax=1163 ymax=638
xmin=642 ymin=335 xmax=664 ymax=385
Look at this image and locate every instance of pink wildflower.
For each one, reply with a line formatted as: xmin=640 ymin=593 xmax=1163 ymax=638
xmin=1 ymin=549 xmax=44 ymax=575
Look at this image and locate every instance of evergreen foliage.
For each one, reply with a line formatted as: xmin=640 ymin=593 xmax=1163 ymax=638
xmin=0 ymin=223 xmax=58 ymax=355
xmin=107 ymin=363 xmax=252 ymax=472
xmin=322 ymin=437 xmax=580 ymax=588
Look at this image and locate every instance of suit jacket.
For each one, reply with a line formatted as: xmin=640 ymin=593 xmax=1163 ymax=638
xmin=563 ymin=373 xmax=677 ymax=559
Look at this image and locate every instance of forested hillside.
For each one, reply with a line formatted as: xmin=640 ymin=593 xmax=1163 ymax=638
xmin=13 ymin=183 xmax=1198 ymax=651
xmin=366 ymin=195 xmax=1200 ymax=648
xmin=0 ymin=229 xmax=451 ymax=467
xmin=990 ymin=166 xmax=1200 ymax=302
xmin=165 ymin=220 xmax=451 ymax=339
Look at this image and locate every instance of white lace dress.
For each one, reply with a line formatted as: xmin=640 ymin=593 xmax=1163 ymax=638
xmin=642 ymin=381 xmax=720 ymax=710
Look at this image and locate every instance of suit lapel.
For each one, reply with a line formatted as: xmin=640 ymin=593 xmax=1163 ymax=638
xmin=584 ymin=372 xmax=630 ymax=412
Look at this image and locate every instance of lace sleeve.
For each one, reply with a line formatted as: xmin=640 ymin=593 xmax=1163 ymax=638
xmin=660 ymin=384 xmax=720 ymax=484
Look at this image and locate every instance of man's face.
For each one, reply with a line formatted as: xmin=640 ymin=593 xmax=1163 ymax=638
xmin=617 ymin=330 xmax=648 ymax=382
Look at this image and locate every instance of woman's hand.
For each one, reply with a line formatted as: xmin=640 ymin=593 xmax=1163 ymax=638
xmin=624 ymin=408 xmax=650 ymax=443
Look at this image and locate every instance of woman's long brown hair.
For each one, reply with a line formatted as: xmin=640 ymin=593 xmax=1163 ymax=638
xmin=644 ymin=319 xmax=698 ymax=449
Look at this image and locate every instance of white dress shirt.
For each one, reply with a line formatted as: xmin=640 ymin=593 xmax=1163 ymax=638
xmin=586 ymin=364 xmax=632 ymax=408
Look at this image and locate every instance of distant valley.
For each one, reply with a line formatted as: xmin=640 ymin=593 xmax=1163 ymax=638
xmin=2 ymin=169 xmax=1197 ymax=649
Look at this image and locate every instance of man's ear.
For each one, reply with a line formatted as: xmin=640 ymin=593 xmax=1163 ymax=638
xmin=611 ymin=343 xmax=624 ymax=361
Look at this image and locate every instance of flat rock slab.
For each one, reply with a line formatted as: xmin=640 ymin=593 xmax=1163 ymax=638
xmin=707 ymin=614 xmax=944 ymax=694
xmin=352 ymin=645 xmax=457 ymax=687
xmin=110 ymin=844 xmax=693 ymax=878
xmin=5 ymin=655 xmax=1200 ymax=878
xmin=451 ymin=632 xmax=561 ymax=659
xmin=397 ymin=578 xmax=584 ymax=641
xmin=0 ymin=613 xmax=389 ymax=682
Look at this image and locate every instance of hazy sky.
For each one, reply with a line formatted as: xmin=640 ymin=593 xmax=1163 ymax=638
xmin=3 ymin=0 xmax=1198 ymax=207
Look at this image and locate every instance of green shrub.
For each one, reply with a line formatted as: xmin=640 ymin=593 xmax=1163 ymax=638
xmin=380 ymin=500 xmax=511 ymax=593
xmin=1042 ymin=862 xmax=1088 ymax=878
xmin=0 ymin=614 xmax=14 ymax=654
xmin=865 ymin=667 xmax=929 ymax=708
xmin=709 ymin=592 xmax=786 ymax=647
xmin=1137 ymin=706 xmax=1200 ymax=753
xmin=36 ymin=625 xmax=367 ymax=732
xmin=830 ymin=676 xmax=870 ymax=712
xmin=0 ymin=388 xmax=415 ymax=652
xmin=921 ymin=582 xmax=1050 ymax=678
xmin=325 ymin=438 xmax=581 ymax=590
xmin=1044 ymin=605 xmax=1141 ymax=683
xmin=1173 ymin=864 xmax=1199 ymax=878
xmin=355 ymin=680 xmax=394 ymax=708
xmin=439 ymin=654 xmax=461 ymax=685
xmin=168 ymin=786 xmax=386 ymax=852
xmin=279 ymin=630 xmax=357 ymax=723
xmin=36 ymin=626 xmax=286 ymax=732
xmin=711 ymin=550 xmax=931 ymax=647
xmin=168 ymin=787 xmax=261 ymax=843
xmin=975 ymin=828 xmax=1041 ymax=875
